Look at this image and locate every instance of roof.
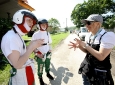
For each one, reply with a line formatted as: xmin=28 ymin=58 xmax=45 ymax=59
xmin=0 ymin=0 xmax=35 ymax=18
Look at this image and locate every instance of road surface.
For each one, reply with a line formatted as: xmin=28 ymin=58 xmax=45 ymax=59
xmin=35 ymin=34 xmax=115 ymax=85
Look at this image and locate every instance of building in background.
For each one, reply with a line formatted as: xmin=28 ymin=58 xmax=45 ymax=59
xmin=0 ymin=0 xmax=34 ymax=18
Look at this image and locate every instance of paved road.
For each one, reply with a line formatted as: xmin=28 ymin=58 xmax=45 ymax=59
xmin=35 ymin=34 xmax=115 ymax=85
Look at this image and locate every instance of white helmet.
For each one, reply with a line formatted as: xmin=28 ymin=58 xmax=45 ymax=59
xmin=12 ymin=9 xmax=38 ymax=34
xmin=12 ymin=9 xmax=38 ymax=24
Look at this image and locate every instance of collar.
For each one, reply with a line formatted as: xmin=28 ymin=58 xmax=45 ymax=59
xmin=98 ymin=29 xmax=106 ymax=35
xmin=90 ymin=28 xmax=102 ymax=40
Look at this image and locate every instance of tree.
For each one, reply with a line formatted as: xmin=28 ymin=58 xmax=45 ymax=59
xmin=48 ymin=18 xmax=60 ymax=33
xmin=0 ymin=18 xmax=13 ymax=70
xmin=64 ymin=27 xmax=68 ymax=32
xmin=71 ymin=0 xmax=115 ymax=29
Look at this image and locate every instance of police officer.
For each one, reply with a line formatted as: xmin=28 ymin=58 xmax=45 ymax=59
xmin=68 ymin=14 xmax=115 ymax=85
xmin=32 ymin=19 xmax=54 ymax=85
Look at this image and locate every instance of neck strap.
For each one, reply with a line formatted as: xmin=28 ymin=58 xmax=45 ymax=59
xmin=13 ymin=27 xmax=25 ymax=49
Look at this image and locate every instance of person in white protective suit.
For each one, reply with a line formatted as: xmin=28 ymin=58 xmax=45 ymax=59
xmin=1 ymin=9 xmax=44 ymax=85
xmin=32 ymin=19 xmax=54 ymax=85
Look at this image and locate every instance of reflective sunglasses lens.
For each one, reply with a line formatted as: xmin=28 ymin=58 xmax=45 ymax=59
xmin=87 ymin=21 xmax=91 ymax=25
xmin=83 ymin=21 xmax=92 ymax=25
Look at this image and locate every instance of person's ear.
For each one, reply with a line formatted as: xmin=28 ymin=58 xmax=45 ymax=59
xmin=97 ymin=22 xmax=101 ymax=28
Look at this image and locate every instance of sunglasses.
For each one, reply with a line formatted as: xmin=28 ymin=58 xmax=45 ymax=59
xmin=84 ymin=21 xmax=94 ymax=25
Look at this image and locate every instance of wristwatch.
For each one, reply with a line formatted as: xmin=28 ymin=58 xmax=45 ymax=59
xmin=83 ymin=43 xmax=89 ymax=49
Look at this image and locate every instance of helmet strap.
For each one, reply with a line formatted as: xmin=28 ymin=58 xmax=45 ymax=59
xmin=39 ymin=23 xmax=48 ymax=31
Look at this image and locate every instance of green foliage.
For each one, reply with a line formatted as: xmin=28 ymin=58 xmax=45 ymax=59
xmin=0 ymin=51 xmax=9 ymax=70
xmin=51 ymin=32 xmax=69 ymax=48
xmin=0 ymin=18 xmax=13 ymax=70
xmin=71 ymin=0 xmax=115 ymax=28
xmin=0 ymin=18 xmax=13 ymax=44
xmin=48 ymin=18 xmax=60 ymax=27
xmin=103 ymin=14 xmax=115 ymax=29
xmin=0 ymin=65 xmax=11 ymax=85
xmin=22 ymin=35 xmax=31 ymax=40
xmin=68 ymin=26 xmax=77 ymax=30
xmin=0 ymin=17 xmax=13 ymax=84
xmin=48 ymin=18 xmax=60 ymax=34
xmin=64 ymin=27 xmax=69 ymax=32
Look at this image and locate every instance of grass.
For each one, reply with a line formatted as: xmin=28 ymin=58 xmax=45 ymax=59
xmin=51 ymin=32 xmax=69 ymax=48
xmin=22 ymin=35 xmax=31 ymax=40
xmin=0 ymin=32 xmax=69 ymax=84
xmin=0 ymin=65 xmax=11 ymax=85
xmin=113 ymin=46 xmax=115 ymax=50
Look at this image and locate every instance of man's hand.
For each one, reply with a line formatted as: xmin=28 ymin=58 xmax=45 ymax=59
xmin=28 ymin=39 xmax=44 ymax=51
xmin=68 ymin=38 xmax=83 ymax=51
xmin=48 ymin=50 xmax=52 ymax=52
xmin=68 ymin=41 xmax=78 ymax=51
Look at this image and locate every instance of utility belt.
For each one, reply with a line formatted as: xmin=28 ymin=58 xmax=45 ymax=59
xmin=78 ymin=61 xmax=114 ymax=85
xmin=8 ymin=59 xmax=35 ymax=85
xmin=10 ymin=66 xmax=33 ymax=77
xmin=36 ymin=51 xmax=52 ymax=58
xmin=35 ymin=51 xmax=52 ymax=62
xmin=46 ymin=51 xmax=52 ymax=57
xmin=81 ymin=67 xmax=113 ymax=85
xmin=90 ymin=68 xmax=110 ymax=85
xmin=10 ymin=58 xmax=34 ymax=77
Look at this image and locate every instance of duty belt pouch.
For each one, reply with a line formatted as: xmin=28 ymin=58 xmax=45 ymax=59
xmin=46 ymin=51 xmax=51 ymax=57
xmin=8 ymin=67 xmax=17 ymax=85
xmin=84 ymin=64 xmax=95 ymax=80
xmin=93 ymin=68 xmax=110 ymax=85
xmin=10 ymin=67 xmax=17 ymax=77
xmin=78 ymin=58 xmax=95 ymax=80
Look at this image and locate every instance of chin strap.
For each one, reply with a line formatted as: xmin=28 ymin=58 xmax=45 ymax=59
xmin=40 ymin=28 xmax=46 ymax=31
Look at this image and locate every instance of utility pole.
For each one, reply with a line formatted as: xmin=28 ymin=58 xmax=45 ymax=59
xmin=66 ymin=18 xmax=67 ymax=28
xmin=65 ymin=18 xmax=68 ymax=32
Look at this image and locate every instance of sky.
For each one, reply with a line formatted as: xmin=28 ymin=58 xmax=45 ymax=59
xmin=28 ymin=0 xmax=84 ymax=28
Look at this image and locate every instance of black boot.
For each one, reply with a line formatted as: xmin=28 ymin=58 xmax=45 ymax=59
xmin=47 ymin=72 xmax=54 ymax=80
xmin=39 ymin=77 xmax=45 ymax=85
